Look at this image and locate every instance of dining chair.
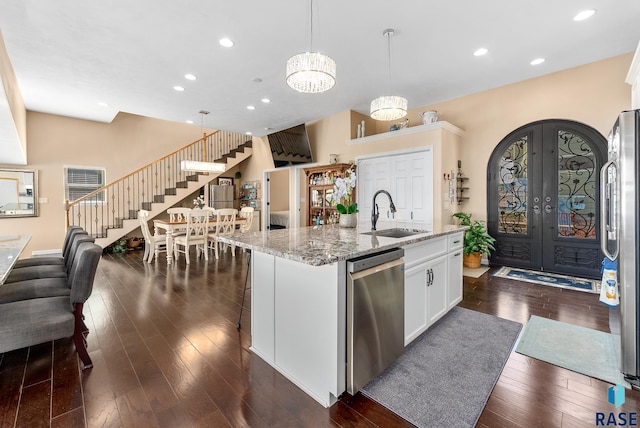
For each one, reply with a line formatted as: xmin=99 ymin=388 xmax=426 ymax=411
xmin=13 ymin=226 xmax=84 ymax=268
xmin=203 ymin=206 xmax=216 ymax=217
xmin=174 ymin=208 xmax=210 ymax=264
xmin=238 ymin=206 xmax=255 ymax=233
xmin=139 ymin=210 xmax=167 ymax=263
xmin=237 ymin=206 xmax=255 ymax=254
xmin=166 ymin=206 xmax=192 ymax=259
xmin=208 ymin=208 xmax=237 ymax=259
xmin=0 ymin=242 xmax=102 ymax=370
xmin=167 ymin=207 xmax=191 ymax=222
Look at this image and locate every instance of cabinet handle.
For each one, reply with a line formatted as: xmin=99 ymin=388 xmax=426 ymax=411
xmin=430 ymin=268 xmax=434 ymax=286
xmin=411 ymin=211 xmax=413 ymax=220
xmin=454 ymin=252 xmax=461 ymax=257
xmin=453 ymin=240 xmax=460 ymax=244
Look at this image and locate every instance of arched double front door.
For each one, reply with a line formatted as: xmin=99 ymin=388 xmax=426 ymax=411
xmin=487 ymin=120 xmax=607 ymax=279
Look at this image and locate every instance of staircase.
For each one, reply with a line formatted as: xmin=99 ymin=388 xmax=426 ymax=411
xmin=65 ymin=130 xmax=253 ymax=248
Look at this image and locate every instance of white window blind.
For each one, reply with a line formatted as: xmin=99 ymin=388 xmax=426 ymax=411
xmin=64 ymin=167 xmax=105 ymax=202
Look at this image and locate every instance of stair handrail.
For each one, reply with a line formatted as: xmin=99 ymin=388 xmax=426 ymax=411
xmin=65 ymin=129 xmax=249 ymax=238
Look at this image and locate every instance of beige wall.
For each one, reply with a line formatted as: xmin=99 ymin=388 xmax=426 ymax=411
xmin=289 ymin=53 xmax=632 ymax=226
xmin=0 ymin=30 xmax=27 ymax=161
xmin=0 ymin=111 xmax=210 ymax=255
xmin=269 ymin=169 xmax=289 ymax=211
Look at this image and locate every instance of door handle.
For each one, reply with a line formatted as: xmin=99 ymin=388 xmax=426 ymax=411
xmin=533 ymin=205 xmax=540 ymax=214
xmin=600 ymin=160 xmax=619 ymax=260
xmin=544 ymin=205 xmax=553 ymax=213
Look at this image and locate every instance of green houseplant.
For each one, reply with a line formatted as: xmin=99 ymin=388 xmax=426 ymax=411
xmin=452 ymin=212 xmax=496 ymax=268
xmin=111 ymin=237 xmax=129 ymax=254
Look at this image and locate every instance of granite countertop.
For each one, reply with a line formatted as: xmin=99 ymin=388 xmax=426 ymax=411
xmin=218 ymin=224 xmax=465 ymax=266
xmin=0 ymin=235 xmax=31 ymax=285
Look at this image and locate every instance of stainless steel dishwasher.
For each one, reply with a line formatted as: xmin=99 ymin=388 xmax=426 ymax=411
xmin=346 ymin=247 xmax=405 ymax=394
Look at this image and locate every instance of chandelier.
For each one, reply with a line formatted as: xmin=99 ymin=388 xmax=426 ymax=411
xmin=370 ymin=29 xmax=407 ymax=121
xmin=286 ymin=0 xmax=336 ymax=93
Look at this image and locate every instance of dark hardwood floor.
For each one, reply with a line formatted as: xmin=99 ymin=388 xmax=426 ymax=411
xmin=1 ymin=249 xmax=638 ymax=427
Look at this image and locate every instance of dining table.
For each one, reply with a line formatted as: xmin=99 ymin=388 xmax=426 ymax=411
xmin=0 ymin=234 xmax=32 ymax=285
xmin=153 ymin=217 xmax=247 ymax=264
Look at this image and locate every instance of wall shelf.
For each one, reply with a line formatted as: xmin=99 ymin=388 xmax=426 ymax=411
xmin=240 ymin=181 xmax=261 ymax=209
xmin=456 ymin=176 xmax=469 ymax=205
xmin=346 ymin=121 xmax=465 ymax=145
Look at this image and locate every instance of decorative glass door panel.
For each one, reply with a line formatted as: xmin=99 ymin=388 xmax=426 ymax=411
xmin=497 ymin=136 xmax=528 ymax=235
xmin=488 ymin=120 xmax=606 ymax=279
xmin=556 ymin=130 xmax=596 ymax=239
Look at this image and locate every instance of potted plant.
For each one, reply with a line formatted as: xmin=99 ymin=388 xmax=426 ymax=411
xmin=327 ymin=166 xmax=358 ymax=227
xmin=452 ymin=212 xmax=496 ymax=268
xmin=111 ymin=237 xmax=129 ymax=255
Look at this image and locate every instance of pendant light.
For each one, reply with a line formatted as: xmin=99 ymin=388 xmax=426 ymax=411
xmin=286 ymin=0 xmax=336 ymax=93
xmin=181 ymin=110 xmax=226 ymax=173
xmin=370 ymin=29 xmax=407 ymax=121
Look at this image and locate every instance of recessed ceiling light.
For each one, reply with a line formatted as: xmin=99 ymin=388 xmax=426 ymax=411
xmin=473 ymin=48 xmax=488 ymax=57
xmin=97 ymin=102 xmax=109 ymax=107
xmin=574 ymin=9 xmax=596 ymax=21
xmin=245 ymin=131 xmax=252 ymax=135
xmin=264 ymin=127 xmax=273 ymax=131
xmin=184 ymin=73 xmax=197 ymax=81
xmin=219 ymin=38 xmax=234 ymax=48
xmin=186 ymin=120 xmax=194 ymax=124
xmin=530 ymin=58 xmax=545 ymax=66
xmin=246 ymin=105 xmax=255 ymax=110
xmin=173 ymin=86 xmax=185 ymax=91
xmin=261 ymin=98 xmax=271 ymax=103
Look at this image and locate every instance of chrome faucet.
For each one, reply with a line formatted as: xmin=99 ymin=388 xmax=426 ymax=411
xmin=371 ymin=190 xmax=396 ymax=231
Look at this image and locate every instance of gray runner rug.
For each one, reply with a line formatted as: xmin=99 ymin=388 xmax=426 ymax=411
xmin=361 ymin=307 xmax=522 ymax=428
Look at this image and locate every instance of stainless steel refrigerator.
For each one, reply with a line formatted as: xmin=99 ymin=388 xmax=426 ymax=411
xmin=208 ymin=184 xmax=234 ymax=209
xmin=601 ymin=108 xmax=640 ymax=387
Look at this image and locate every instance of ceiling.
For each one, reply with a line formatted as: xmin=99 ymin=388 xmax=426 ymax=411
xmin=1 ymin=0 xmax=639 ymax=139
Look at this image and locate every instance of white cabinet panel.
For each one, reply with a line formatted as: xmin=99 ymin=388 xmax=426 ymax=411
xmin=274 ymin=257 xmax=342 ymax=406
xmin=426 ymin=254 xmax=448 ymax=327
xmin=403 ymin=233 xmax=464 ymax=345
xmin=404 ymin=262 xmax=429 ymax=345
xmin=448 ymin=250 xmax=463 ymax=309
xmin=251 ymin=251 xmax=275 ymax=363
xmin=447 ymin=232 xmax=463 ymax=250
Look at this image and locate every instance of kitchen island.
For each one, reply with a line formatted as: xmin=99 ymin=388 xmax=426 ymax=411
xmin=218 ymin=224 xmax=466 ymax=407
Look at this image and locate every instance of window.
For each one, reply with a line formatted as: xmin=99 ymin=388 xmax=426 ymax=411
xmin=64 ymin=166 xmax=105 ymax=203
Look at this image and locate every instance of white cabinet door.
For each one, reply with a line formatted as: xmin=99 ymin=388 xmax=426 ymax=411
xmin=357 ymin=157 xmax=390 ymax=226
xmin=404 ymin=262 xmax=428 ymax=345
xmin=447 ymin=250 xmax=463 ymax=309
xmin=426 ymin=254 xmax=448 ymax=327
xmin=390 ymin=150 xmax=433 ymax=229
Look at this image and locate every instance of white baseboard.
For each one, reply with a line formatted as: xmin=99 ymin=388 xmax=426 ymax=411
xmin=31 ymin=249 xmax=63 ymax=257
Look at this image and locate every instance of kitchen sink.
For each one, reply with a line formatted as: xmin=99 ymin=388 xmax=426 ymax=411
xmin=361 ymin=228 xmax=426 ymax=238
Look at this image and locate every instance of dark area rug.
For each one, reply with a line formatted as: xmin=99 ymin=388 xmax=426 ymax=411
xmin=361 ymin=307 xmax=522 ymax=428
xmin=493 ymin=266 xmax=600 ymax=293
